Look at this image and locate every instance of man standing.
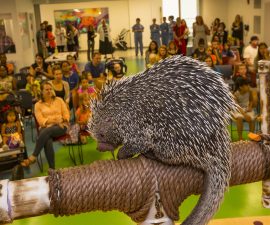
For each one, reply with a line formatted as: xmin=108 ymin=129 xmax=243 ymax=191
xmin=150 ymin=18 xmax=160 ymax=47
xmin=0 ymin=25 xmax=15 ymax=54
xmin=160 ymin=17 xmax=169 ymax=46
xmin=168 ymin=15 xmax=176 ymax=42
xmin=132 ymin=18 xmax=144 ymax=56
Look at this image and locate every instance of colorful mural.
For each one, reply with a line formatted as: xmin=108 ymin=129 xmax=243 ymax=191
xmin=54 ymin=8 xmax=109 ymax=33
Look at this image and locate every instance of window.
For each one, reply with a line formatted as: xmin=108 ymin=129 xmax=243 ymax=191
xmin=180 ymin=0 xmax=199 ymax=32
xmin=162 ymin=0 xmax=179 ymax=19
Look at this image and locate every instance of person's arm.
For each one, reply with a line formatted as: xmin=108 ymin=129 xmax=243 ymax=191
xmin=59 ymin=98 xmax=70 ymax=123
xmin=29 ymin=65 xmax=36 ymax=77
xmin=1 ymin=124 xmax=7 ymax=137
xmin=63 ymin=81 xmax=70 ymax=104
xmin=35 ymin=102 xmax=48 ymax=127
xmin=16 ymin=121 xmax=22 ymax=135
xmin=42 ymin=64 xmax=53 ymax=79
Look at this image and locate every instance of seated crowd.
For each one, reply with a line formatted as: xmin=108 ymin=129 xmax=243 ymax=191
xmin=0 ymin=15 xmax=269 ymax=169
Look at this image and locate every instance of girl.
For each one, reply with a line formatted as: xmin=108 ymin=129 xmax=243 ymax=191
xmin=76 ymin=93 xmax=91 ymax=144
xmin=167 ymin=40 xmax=178 ymax=56
xmin=1 ymin=109 xmax=24 ymax=149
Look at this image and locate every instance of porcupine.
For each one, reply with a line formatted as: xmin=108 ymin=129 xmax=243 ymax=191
xmin=88 ymin=55 xmax=236 ymax=225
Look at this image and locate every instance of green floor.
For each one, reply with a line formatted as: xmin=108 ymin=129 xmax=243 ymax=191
xmin=11 ymin=56 xmax=270 ymax=224
xmin=12 ymin=126 xmax=270 ymax=225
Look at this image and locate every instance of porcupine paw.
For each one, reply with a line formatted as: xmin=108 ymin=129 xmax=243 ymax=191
xmin=117 ymin=146 xmax=135 ymax=160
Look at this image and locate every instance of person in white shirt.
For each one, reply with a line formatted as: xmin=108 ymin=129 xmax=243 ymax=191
xmin=243 ymin=35 xmax=259 ymax=72
xmin=55 ymin=22 xmax=66 ymax=52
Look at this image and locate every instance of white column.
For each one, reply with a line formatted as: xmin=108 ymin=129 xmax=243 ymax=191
xmin=258 ymin=60 xmax=270 ymax=208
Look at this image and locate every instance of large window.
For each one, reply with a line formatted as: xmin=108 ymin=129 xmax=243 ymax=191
xmin=180 ymin=0 xmax=199 ymax=34
xmin=162 ymin=0 xmax=179 ymax=19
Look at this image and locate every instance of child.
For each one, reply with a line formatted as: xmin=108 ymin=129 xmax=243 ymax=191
xmin=192 ymin=38 xmax=207 ymax=62
xmin=67 ymin=54 xmax=80 ymax=74
xmin=77 ymin=72 xmax=96 ymax=98
xmin=167 ymin=41 xmax=178 ymax=56
xmin=1 ymin=109 xmax=24 ymax=150
xmin=146 ymin=53 xmax=157 ymax=68
xmin=232 ymin=77 xmax=258 ymax=141
xmin=76 ymin=93 xmax=91 ymax=144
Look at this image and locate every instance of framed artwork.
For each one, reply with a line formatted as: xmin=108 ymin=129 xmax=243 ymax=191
xmin=0 ymin=13 xmax=16 ymax=54
xmin=54 ymin=8 xmax=109 ymax=32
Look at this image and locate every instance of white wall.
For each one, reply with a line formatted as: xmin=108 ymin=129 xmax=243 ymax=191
xmin=200 ymin=0 xmax=228 ymax=29
xmin=40 ymin=0 xmax=162 ymax=50
xmin=0 ymin=0 xmax=35 ymax=70
xmin=264 ymin=1 xmax=270 ymax=45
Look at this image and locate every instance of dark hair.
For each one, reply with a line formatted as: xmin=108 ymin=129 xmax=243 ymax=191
xmin=80 ymin=71 xmax=90 ymax=82
xmin=4 ymin=109 xmax=18 ymax=123
xmin=35 ymin=53 xmax=44 ymax=59
xmin=148 ymin=41 xmax=158 ymax=53
xmin=257 ymin=42 xmax=268 ymax=60
xmin=66 ymin=54 xmax=74 ymax=60
xmin=198 ymin=38 xmax=205 ymax=46
xmin=92 ymin=52 xmax=101 ymax=59
xmin=40 ymin=81 xmax=55 ymax=102
xmin=47 ymin=25 xmax=53 ymax=32
xmin=235 ymin=77 xmax=250 ymax=88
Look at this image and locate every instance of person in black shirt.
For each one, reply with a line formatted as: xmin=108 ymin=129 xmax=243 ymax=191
xmin=87 ymin=24 xmax=96 ymax=61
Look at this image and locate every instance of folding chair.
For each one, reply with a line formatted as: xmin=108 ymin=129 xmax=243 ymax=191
xmin=33 ymin=115 xmax=77 ymax=172
xmin=16 ymin=90 xmax=34 ymax=142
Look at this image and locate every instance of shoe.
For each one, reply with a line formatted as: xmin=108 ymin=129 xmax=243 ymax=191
xmin=21 ymin=155 xmax=36 ymax=167
xmin=248 ymin=132 xmax=261 ymax=142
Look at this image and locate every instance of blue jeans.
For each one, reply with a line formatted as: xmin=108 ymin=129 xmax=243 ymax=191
xmin=33 ymin=125 xmax=67 ymax=169
xmin=134 ymin=35 xmax=143 ymax=56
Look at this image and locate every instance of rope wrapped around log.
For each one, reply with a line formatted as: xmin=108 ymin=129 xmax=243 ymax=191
xmin=48 ymin=141 xmax=270 ymax=222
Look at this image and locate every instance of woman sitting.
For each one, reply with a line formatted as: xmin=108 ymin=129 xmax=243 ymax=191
xmin=48 ymin=65 xmax=70 ymax=105
xmin=21 ymin=81 xmax=70 ymax=169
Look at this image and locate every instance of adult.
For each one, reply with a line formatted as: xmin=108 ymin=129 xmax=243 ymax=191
xmin=254 ymin=42 xmax=270 ymax=72
xmin=87 ymin=24 xmax=97 ymax=61
xmin=36 ymin=23 xmax=47 ymax=56
xmin=243 ymin=35 xmax=259 ymax=72
xmin=97 ymin=19 xmax=114 ymax=58
xmin=48 ymin=65 xmax=70 ymax=105
xmin=29 ymin=53 xmax=53 ymax=80
xmin=46 ymin=24 xmax=56 ymax=55
xmin=55 ymin=22 xmax=66 ymax=53
xmin=0 ymin=65 xmax=15 ymax=93
xmin=145 ymin=41 xmax=158 ymax=66
xmin=150 ymin=18 xmax=161 ymax=47
xmin=66 ymin=24 xmax=75 ymax=52
xmin=160 ymin=17 xmax=169 ymax=46
xmin=168 ymin=15 xmax=176 ymax=42
xmin=173 ymin=17 xmax=186 ymax=55
xmin=132 ymin=18 xmax=144 ymax=56
xmin=192 ymin=16 xmax=210 ymax=49
xmin=61 ymin=61 xmax=79 ymax=109
xmin=0 ymin=53 xmax=14 ymax=75
xmin=0 ymin=25 xmax=15 ymax=54
xmin=84 ymin=52 xmax=105 ymax=91
xmin=21 ymin=81 xmax=70 ymax=169
xmin=213 ymin=22 xmax=228 ymax=45
xmin=211 ymin=18 xmax=220 ymax=35
xmin=231 ymin=15 xmax=244 ymax=47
